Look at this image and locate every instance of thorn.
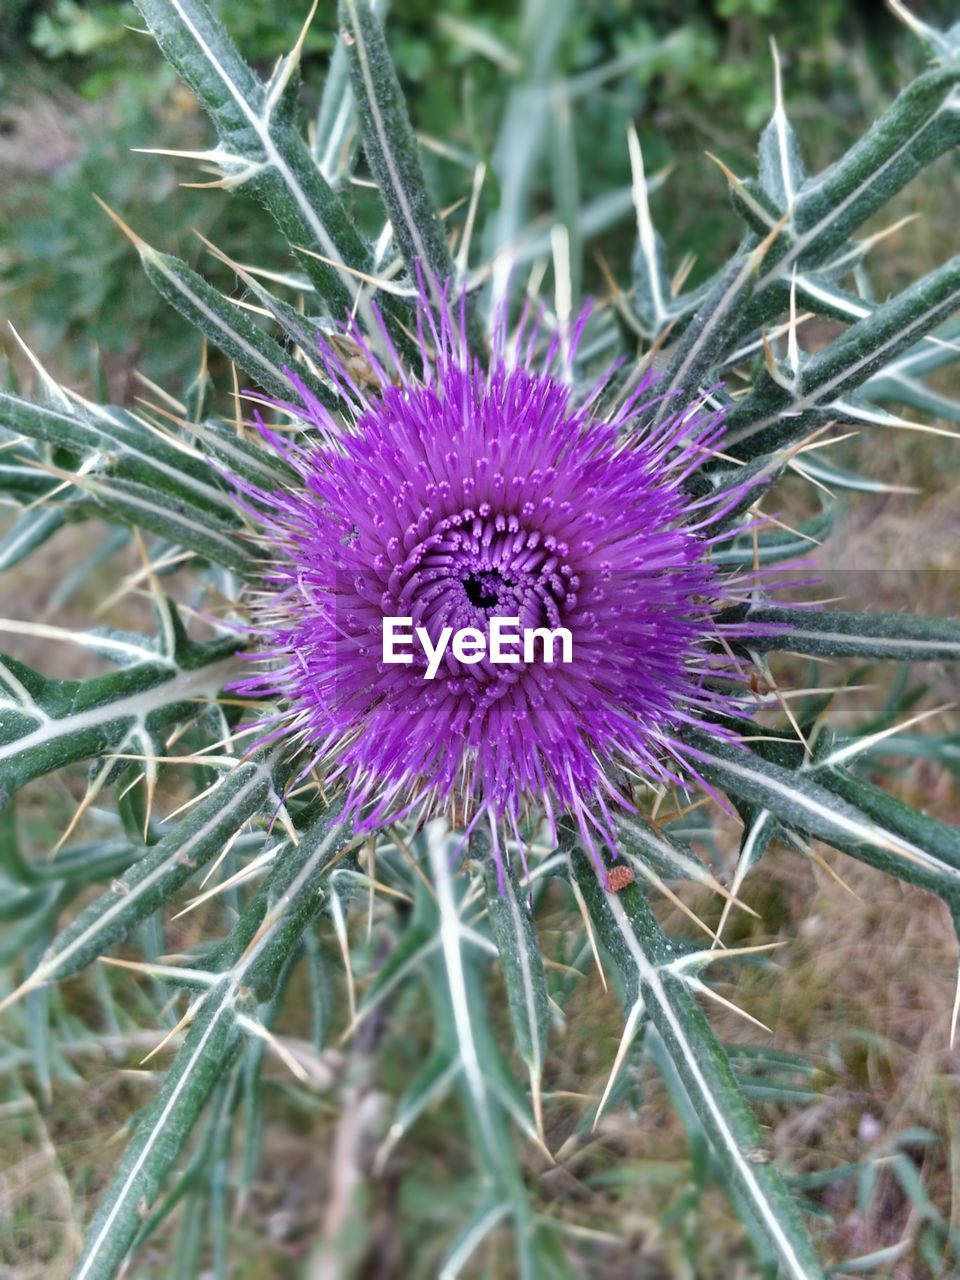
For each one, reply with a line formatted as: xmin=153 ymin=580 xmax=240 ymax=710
xmin=140 ymin=1001 xmax=200 ymax=1064
xmin=791 ymin=428 xmax=858 ymax=455
xmin=592 ymin=999 xmax=644 ymax=1131
xmin=529 ymin=1061 xmax=546 ymax=1149
xmin=715 ymin=813 xmax=769 ymax=946
xmin=835 ymin=401 xmax=960 ymax=441
xmin=886 ymin=0 xmax=952 ymax=57
xmin=344 ymin=869 xmax=413 ymax=905
xmin=176 ymin=158 xmax=268 ymax=192
xmin=387 ymin=825 xmax=436 ymax=900
xmin=130 ymin=146 xmax=232 ymax=162
xmin=769 ymin=36 xmax=784 ymax=118
xmin=550 ymin=224 xmax=573 ymax=376
xmin=269 ymin=794 xmax=300 ymax=846
xmin=364 ymin=838 xmax=376 ymax=944
xmin=17 ymin=478 xmax=75 ymax=514
xmin=175 ymin=845 xmax=277 ymax=920
xmin=722 ymin=312 xmax=812 ymax=372
xmin=759 ymin=512 xmax=826 ymax=550
xmin=92 ymin=195 xmax=151 ymax=255
xmin=289 ymin=0 xmax=320 ymax=73
xmin=51 ymin=756 xmax=115 ymax=856
xmin=631 ymin=859 xmax=723 ymax=945
xmin=291 ymin=245 xmax=417 ymax=296
xmin=670 ymin=250 xmax=697 ymax=297
xmin=455 ymin=162 xmax=486 ymax=280
xmin=100 ymin=956 xmax=217 ymax=986
xmin=622 ymin=838 xmax=755 ymax=914
xmin=99 ymin=750 xmax=233 ymax=768
xmin=817 ymin=702 xmax=955 ymax=771
xmin=230 ymin=362 xmax=244 ymax=440
xmin=439 ymin=195 xmax=469 ymax=224
xmin=161 ymin=774 xmax=228 ymax=823
xmin=236 ymin=1013 xmax=311 ymax=1084
xmin=195 ymin=230 xmax=262 ymax=298
xmin=787 ymin=268 xmax=801 ymax=376
xmin=6 ymin=325 xmax=73 ymax=410
xmin=9 ymin=455 xmax=96 ymax=509
xmin=94 ymin=548 xmax=195 ymax=619
xmin=668 ymin=941 xmax=786 ymax=975
xmin=328 ymin=886 xmax=356 ymax=1025
xmin=226 ymin=296 xmax=274 ymax=319
xmin=117 ymin=769 xmax=145 ymax=803
xmin=787 ymin=460 xmax=835 ymax=500
xmin=131 ymin=371 xmax=186 ymax=414
xmin=760 ymin=329 xmax=794 ymax=390
xmin=133 ymin=528 xmax=167 ymax=642
xmin=787 ymin=833 xmax=865 ymax=903
xmin=685 ymin=976 xmax=773 ymax=1034
xmin=751 ymin=206 xmax=792 ymax=267
xmin=856 ymin=212 xmax=921 ymax=257
xmin=196 ymin=826 xmax=248 ymax=891
xmin=627 ymin=121 xmax=666 ymax=329
xmin=703 ymin=150 xmax=758 ymax=201
xmin=594 ymin=250 xmax=645 ymax=340
xmin=0 ymin=972 xmax=43 ymax=1017
xmin=922 ymin=333 xmax=960 ymax=357
xmin=570 ymin=875 xmax=607 ymax=992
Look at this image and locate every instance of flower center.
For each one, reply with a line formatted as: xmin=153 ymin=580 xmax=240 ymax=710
xmin=463 ymin=570 xmax=504 ymax=609
xmin=391 ymin=507 xmax=579 ymax=655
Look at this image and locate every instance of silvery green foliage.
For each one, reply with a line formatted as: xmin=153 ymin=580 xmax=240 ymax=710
xmin=2 ymin=3 xmax=960 ymax=1276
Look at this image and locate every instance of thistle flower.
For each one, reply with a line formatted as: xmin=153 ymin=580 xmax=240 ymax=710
xmin=233 ymin=288 xmax=758 ymax=873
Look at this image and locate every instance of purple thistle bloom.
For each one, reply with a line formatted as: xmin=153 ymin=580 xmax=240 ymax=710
xmin=232 ymin=289 xmax=758 ymax=876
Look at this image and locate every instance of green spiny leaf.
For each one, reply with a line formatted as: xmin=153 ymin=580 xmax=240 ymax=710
xmin=683 ymin=729 xmax=960 ymax=898
xmin=571 ymin=849 xmax=825 ymax=1280
xmin=132 ymin=234 xmax=330 ymax=403
xmin=11 ymin=758 xmax=272 ymax=997
xmin=0 ymin=506 xmax=67 ymax=572
xmin=132 ymin=0 xmax=383 ymax=332
xmin=0 ymin=639 xmax=241 ymax=793
xmin=339 ymin=0 xmax=455 ymax=298
xmin=734 ymin=606 xmax=960 ymax=662
xmin=726 ymin=253 xmax=960 ymax=456
xmin=482 ymin=854 xmax=548 ymax=1120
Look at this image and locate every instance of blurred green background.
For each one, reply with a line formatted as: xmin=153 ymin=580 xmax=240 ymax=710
xmin=0 ymin=0 xmax=952 ymax=402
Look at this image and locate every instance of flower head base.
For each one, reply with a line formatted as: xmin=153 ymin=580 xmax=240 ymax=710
xmin=234 ymin=289 xmax=756 ymax=875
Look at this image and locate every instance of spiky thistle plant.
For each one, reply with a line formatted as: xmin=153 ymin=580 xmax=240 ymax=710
xmin=2 ymin=1 xmax=960 ymax=1276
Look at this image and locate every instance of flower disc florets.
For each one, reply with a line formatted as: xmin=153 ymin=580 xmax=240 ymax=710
xmin=234 ymin=291 xmax=755 ymax=865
